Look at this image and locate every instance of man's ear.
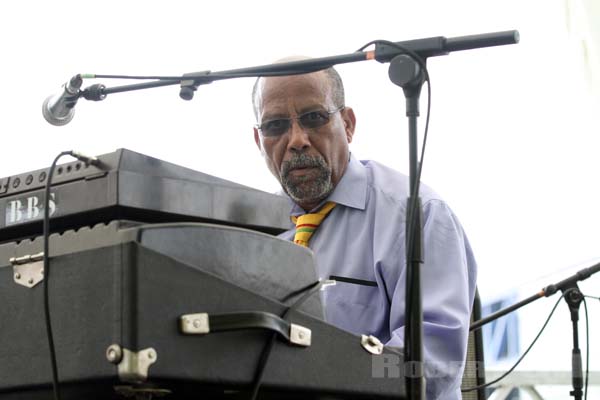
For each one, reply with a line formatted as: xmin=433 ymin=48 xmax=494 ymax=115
xmin=342 ymin=107 xmax=356 ymax=143
xmin=254 ymin=127 xmax=262 ymax=151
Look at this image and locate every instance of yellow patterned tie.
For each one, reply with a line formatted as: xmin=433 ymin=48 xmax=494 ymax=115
xmin=291 ymin=201 xmax=337 ymax=247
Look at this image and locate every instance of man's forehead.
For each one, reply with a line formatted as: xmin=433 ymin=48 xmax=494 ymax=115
xmin=263 ymin=72 xmax=327 ymax=93
xmin=258 ymin=72 xmax=331 ymax=111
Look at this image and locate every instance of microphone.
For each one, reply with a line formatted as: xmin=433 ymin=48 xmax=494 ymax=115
xmin=42 ymin=75 xmax=83 ymax=126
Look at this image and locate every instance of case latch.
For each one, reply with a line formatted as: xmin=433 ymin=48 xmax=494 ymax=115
xmin=106 ymin=344 xmax=157 ymax=382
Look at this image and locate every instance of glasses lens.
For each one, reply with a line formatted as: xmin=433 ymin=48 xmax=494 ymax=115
xmin=299 ymin=111 xmax=330 ymax=129
xmin=261 ymin=119 xmax=291 ymax=137
xmin=259 ymin=109 xmax=338 ymax=137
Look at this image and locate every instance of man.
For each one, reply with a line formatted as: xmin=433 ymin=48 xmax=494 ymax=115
xmin=252 ymin=66 xmax=477 ymax=400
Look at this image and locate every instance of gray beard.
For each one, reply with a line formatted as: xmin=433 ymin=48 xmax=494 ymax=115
xmin=281 ymin=153 xmax=333 ymax=205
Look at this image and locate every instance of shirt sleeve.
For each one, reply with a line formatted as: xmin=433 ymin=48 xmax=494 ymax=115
xmin=384 ymin=199 xmax=478 ymax=400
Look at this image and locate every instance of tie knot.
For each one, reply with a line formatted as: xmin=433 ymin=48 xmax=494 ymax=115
xmin=292 ymin=202 xmax=336 ymax=247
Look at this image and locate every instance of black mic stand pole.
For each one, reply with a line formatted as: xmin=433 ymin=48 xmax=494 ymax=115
xmin=470 ymin=262 xmax=600 ymax=400
xmin=388 ymin=54 xmax=427 ymax=400
xmin=563 ymin=284 xmax=584 ymax=400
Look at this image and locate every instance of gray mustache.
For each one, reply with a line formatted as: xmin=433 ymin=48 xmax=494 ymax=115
xmin=282 ymin=154 xmax=327 ymax=175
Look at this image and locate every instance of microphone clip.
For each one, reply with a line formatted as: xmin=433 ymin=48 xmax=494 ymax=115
xmin=81 ymin=84 xmax=107 ymax=101
xmin=179 ymin=70 xmax=211 ymax=101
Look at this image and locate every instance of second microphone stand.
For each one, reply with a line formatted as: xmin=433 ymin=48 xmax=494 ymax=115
xmin=471 ymin=262 xmax=600 ymax=400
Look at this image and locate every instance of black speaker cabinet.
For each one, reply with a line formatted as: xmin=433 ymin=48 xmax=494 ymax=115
xmin=0 ymin=222 xmax=405 ymax=399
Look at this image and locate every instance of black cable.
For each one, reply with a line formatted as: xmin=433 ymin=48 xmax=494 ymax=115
xmin=43 ymin=150 xmax=99 ymax=400
xmin=248 ymin=280 xmax=323 ymax=400
xmin=355 ymin=40 xmax=432 ymax=192
xmin=280 ymin=280 xmax=325 ymax=303
xmin=89 ymin=66 xmax=329 ymax=84
xmin=583 ymin=296 xmax=589 ymax=400
xmin=461 ymin=290 xmax=569 ymax=392
xmin=44 ymin=151 xmax=73 ymax=400
xmin=282 ymin=280 xmax=325 ymax=316
xmin=92 ymin=74 xmax=183 ymax=80
xmin=584 ymin=295 xmax=600 ymax=301
xmin=361 ymin=40 xmax=432 ymax=266
xmin=356 ymin=42 xmax=432 ymax=393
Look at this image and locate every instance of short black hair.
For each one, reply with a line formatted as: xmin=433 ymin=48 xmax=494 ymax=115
xmin=252 ymin=67 xmax=345 ymax=120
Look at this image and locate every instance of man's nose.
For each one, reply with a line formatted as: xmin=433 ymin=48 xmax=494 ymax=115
xmin=286 ymin=119 xmax=311 ymax=151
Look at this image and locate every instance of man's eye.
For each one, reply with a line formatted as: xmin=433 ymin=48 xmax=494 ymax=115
xmin=261 ymin=119 xmax=290 ymax=136
xmin=301 ymin=111 xmax=329 ymax=128
xmin=264 ymin=119 xmax=287 ymax=130
xmin=303 ymin=111 xmax=327 ymax=122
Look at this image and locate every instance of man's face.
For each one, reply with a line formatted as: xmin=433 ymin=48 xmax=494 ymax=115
xmin=253 ymin=72 xmax=355 ymax=210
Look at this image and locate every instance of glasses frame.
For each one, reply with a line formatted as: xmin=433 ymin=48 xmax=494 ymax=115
xmin=255 ymin=105 xmax=345 ymax=138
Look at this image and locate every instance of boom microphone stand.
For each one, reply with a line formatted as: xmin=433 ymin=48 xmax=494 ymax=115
xmin=471 ymin=262 xmax=600 ymax=400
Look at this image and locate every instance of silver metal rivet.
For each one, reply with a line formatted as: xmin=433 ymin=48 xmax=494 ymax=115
xmin=28 ymin=278 xmax=34 ymax=284
xmin=14 ymin=273 xmax=21 ymax=280
xmin=193 ymin=319 xmax=202 ymax=329
xmin=106 ymin=344 xmax=123 ymax=364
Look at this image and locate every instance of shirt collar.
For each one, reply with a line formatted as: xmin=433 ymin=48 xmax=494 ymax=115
xmin=288 ymin=153 xmax=367 ymax=216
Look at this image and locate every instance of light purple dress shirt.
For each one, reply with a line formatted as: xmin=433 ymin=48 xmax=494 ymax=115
xmin=279 ymin=154 xmax=478 ymax=400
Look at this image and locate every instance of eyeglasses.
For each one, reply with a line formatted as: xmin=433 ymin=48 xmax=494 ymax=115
xmin=256 ymin=106 xmax=345 ymax=138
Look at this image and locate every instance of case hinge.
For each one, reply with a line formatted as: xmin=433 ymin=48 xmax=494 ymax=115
xmin=10 ymin=252 xmax=44 ymax=289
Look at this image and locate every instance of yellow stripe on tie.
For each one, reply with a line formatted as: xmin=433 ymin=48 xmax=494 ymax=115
xmin=291 ymin=202 xmax=336 ymax=247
